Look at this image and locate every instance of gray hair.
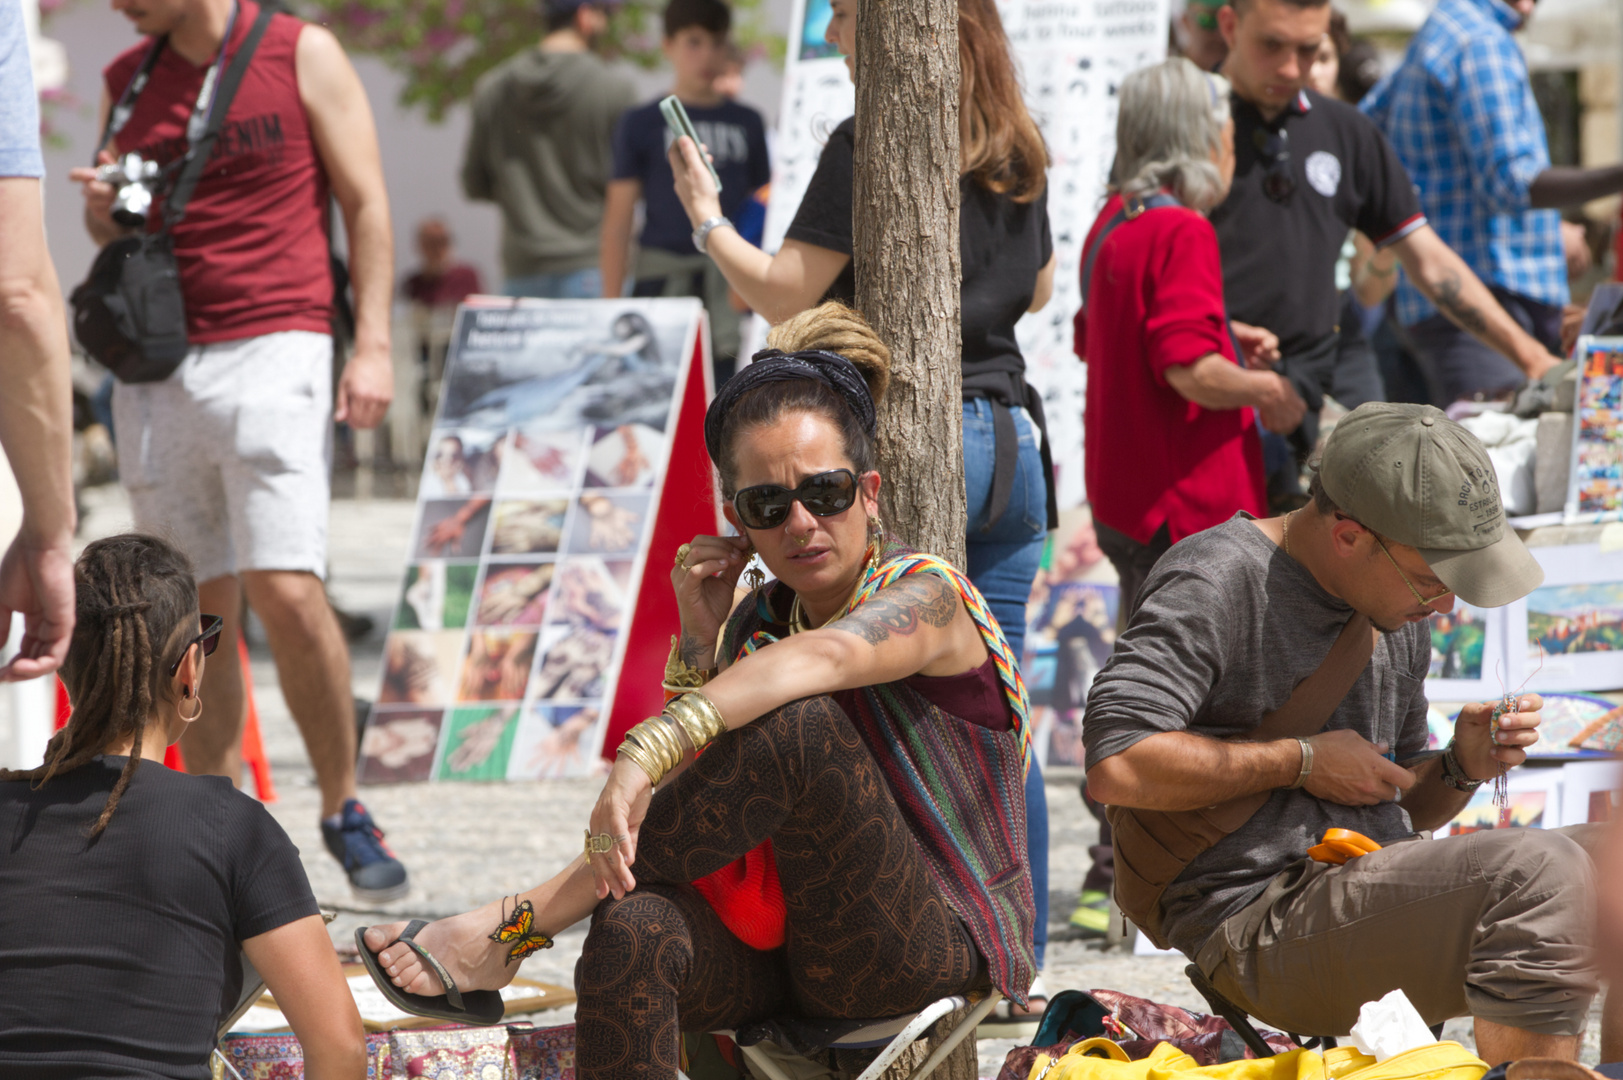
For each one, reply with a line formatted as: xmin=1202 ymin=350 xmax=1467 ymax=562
xmin=1114 ymin=58 xmax=1232 ymax=213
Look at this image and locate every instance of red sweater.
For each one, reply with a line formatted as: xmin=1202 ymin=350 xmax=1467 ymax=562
xmin=1074 ymin=194 xmax=1266 ymax=545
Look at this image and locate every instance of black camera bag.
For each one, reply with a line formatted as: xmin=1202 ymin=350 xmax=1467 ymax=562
xmin=70 ymin=5 xmax=272 ymax=383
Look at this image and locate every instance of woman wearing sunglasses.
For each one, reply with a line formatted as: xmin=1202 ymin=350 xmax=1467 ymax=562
xmin=358 ymin=303 xmax=1034 ymax=1079
xmin=0 ymin=534 xmax=365 ymax=1078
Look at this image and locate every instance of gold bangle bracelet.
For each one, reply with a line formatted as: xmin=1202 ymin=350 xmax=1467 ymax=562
xmin=664 ymin=700 xmax=709 ymax=755
xmin=632 ymin=715 xmax=685 ymax=775
xmin=617 ymin=736 xmax=664 ymax=786
xmin=665 ymin=692 xmax=726 ymax=753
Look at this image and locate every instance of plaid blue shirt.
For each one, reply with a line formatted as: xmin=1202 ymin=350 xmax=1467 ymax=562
xmin=1362 ymin=0 xmax=1566 ymax=325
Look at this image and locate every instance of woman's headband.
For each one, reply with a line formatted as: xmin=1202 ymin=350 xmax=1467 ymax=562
xmin=702 ymin=348 xmax=877 ymax=463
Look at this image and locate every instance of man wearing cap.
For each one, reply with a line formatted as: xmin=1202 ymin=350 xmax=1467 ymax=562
xmin=462 ymin=0 xmax=636 ymax=298
xmin=1084 ymin=402 xmax=1594 ymax=1064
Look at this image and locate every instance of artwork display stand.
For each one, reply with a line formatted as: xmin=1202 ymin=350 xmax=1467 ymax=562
xmin=360 ymin=299 xmax=721 ymax=783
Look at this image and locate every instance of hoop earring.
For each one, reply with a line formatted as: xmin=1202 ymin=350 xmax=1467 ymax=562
xmin=178 ymin=693 xmax=203 ymax=722
xmin=869 ymin=514 xmax=885 ymax=546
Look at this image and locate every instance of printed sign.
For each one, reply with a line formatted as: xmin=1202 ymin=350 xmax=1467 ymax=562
xmin=361 ymin=299 xmax=718 ymax=783
xmin=1565 ymin=336 xmax=1623 ymax=523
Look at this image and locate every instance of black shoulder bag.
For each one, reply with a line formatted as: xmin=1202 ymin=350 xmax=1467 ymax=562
xmin=70 ymin=4 xmax=274 ymax=383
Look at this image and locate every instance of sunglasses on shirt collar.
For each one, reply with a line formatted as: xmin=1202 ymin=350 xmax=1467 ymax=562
xmin=1252 ymin=126 xmax=1296 ymax=205
xmin=732 ymin=469 xmax=864 ymax=531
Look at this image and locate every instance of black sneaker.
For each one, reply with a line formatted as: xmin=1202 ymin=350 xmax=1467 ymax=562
xmin=322 ymin=798 xmax=409 ymax=903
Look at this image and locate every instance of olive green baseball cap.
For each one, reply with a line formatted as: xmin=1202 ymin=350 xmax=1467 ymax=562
xmin=1319 ymin=402 xmax=1543 ymax=608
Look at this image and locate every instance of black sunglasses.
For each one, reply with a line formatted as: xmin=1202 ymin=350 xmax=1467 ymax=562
xmin=167 ymin=614 xmax=224 ymax=677
xmin=732 ymin=469 xmax=862 ymax=531
xmin=1252 ymin=126 xmax=1295 ymax=205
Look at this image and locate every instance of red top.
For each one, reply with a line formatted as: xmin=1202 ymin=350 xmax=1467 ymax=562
xmin=1073 ymin=194 xmax=1266 ymax=546
xmin=105 ymin=2 xmax=333 ymax=345
xmin=403 ymin=264 xmax=483 ymax=307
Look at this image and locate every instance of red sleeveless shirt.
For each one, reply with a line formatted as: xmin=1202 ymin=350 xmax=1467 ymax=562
xmin=103 ymin=2 xmax=333 ymax=345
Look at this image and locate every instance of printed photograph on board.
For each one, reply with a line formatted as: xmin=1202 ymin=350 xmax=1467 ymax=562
xmin=570 ymin=493 xmax=649 ymax=556
xmin=474 ymin=562 xmax=555 ymax=627
xmin=414 ymin=497 xmax=493 ymax=560
xmin=358 ymin=707 xmax=446 ymax=784
xmin=378 ymin=630 xmax=466 ymax=705
xmin=490 ymin=499 xmax=570 ymax=556
xmin=438 ymin=307 xmax=686 ymax=434
xmin=507 ymin=704 xmax=603 ymax=780
xmin=421 ymin=428 xmax=505 ymax=497
xmin=393 ymin=562 xmax=478 ymax=631
xmin=498 ymin=425 xmax=582 ymax=495
xmin=456 ymin=629 xmax=539 ymax=703
xmin=1569 ymin=340 xmax=1623 ymax=519
xmin=437 ymin=705 xmax=521 ymax=782
xmin=585 ymin=424 xmax=666 ymax=489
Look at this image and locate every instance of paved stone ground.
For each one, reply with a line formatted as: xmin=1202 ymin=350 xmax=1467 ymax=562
xmin=73 ymin=488 xmax=1606 ymax=1074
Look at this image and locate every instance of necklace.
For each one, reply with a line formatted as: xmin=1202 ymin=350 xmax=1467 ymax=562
xmin=788 ymin=544 xmax=879 ymax=634
xmin=1282 ymin=509 xmax=1297 ymax=556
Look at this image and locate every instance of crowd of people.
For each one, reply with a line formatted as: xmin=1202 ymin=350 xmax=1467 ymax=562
xmin=1 ymin=0 xmax=1622 ymax=1075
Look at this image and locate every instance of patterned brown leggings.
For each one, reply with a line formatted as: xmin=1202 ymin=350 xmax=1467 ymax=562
xmin=574 ymin=694 xmax=984 ymax=1080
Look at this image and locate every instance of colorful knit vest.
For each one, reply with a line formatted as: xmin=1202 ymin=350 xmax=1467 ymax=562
xmin=692 ymin=541 xmax=1036 ymax=1003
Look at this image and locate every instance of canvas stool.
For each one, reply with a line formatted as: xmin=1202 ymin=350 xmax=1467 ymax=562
xmin=687 ymin=992 xmax=999 ymax=1080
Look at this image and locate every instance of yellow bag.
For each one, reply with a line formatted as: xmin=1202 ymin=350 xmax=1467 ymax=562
xmin=1032 ymin=1039 xmax=1486 ymax=1080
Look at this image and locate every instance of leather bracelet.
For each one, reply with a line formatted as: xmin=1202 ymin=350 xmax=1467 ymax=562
xmin=1440 ymin=740 xmax=1486 ymax=792
xmin=1287 ymin=736 xmax=1314 ymax=790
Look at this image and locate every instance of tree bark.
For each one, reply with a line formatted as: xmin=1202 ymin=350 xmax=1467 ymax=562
xmin=852 ymin=0 xmax=965 ymax=569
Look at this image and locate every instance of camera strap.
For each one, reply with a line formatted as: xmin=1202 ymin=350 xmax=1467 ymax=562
xmin=93 ymin=1 xmax=274 ymax=231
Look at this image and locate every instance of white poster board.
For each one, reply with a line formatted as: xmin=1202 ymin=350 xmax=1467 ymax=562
xmin=762 ymin=0 xmax=1169 ymax=510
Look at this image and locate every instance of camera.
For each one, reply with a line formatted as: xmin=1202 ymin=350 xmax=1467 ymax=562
xmin=94 ymin=152 xmax=163 ymax=228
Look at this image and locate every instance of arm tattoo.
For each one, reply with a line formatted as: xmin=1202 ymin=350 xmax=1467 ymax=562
xmin=1430 ymin=270 xmax=1489 ymax=335
xmin=829 ymin=574 xmax=959 ymax=647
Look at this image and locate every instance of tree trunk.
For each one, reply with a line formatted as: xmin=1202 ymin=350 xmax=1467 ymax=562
xmin=852 ymin=0 xmax=965 ymax=569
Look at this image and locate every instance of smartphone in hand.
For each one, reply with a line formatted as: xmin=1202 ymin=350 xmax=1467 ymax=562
xmin=660 ymin=94 xmax=723 ymax=194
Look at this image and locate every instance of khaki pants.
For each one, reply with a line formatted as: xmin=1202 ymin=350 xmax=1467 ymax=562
xmin=1194 ymin=826 xmax=1600 ymax=1038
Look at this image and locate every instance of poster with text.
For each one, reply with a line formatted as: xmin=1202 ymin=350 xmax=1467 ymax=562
xmin=761 ymin=0 xmax=1168 ymax=512
xmin=363 ymin=299 xmax=710 ymax=782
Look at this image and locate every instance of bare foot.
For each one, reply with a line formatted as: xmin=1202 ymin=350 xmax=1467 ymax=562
xmin=363 ymin=899 xmax=519 ymax=998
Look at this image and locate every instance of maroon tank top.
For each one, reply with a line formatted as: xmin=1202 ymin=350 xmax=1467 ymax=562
xmin=104 ymin=2 xmax=333 ymax=345
xmin=903 ymin=655 xmax=1014 ymax=731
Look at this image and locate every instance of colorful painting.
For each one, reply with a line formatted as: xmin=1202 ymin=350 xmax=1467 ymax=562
xmin=1566 ymin=339 xmax=1623 ymax=521
xmin=1527 ymin=582 xmax=1623 ymax=656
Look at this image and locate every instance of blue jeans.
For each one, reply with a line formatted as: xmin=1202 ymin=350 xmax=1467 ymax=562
xmin=962 ymin=398 xmax=1049 ymax=972
xmin=503 ymin=267 xmax=602 ymax=299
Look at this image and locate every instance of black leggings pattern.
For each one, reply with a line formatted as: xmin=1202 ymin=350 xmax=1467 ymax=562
xmin=574 ymin=695 xmax=984 ymax=1080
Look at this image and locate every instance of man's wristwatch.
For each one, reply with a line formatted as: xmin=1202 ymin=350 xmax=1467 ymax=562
xmin=1440 ymin=740 xmax=1486 ymax=792
xmin=692 ymin=216 xmax=733 ymax=255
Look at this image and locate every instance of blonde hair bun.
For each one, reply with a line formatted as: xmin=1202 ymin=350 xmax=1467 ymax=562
xmin=765 ymin=302 xmax=891 ymax=405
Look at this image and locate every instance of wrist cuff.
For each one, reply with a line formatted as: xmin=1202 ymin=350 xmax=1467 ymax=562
xmin=1287 ymin=736 xmax=1314 ymax=790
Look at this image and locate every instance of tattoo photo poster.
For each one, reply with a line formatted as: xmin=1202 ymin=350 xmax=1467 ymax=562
xmin=760 ymin=0 xmax=1168 ymax=512
xmin=1564 ymin=336 xmax=1623 ymax=524
xmin=361 ymin=299 xmax=721 ymax=784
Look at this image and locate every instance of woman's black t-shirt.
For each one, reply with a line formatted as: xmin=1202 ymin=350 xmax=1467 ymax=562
xmin=0 ymin=758 xmax=319 ymax=1079
xmin=783 ymin=117 xmax=1054 ymax=379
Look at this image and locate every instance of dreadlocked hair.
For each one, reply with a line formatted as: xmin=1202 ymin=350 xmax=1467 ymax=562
xmin=0 ymin=534 xmax=198 ymax=837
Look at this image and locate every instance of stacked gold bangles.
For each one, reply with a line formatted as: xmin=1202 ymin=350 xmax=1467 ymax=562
xmin=617 ymin=691 xmax=726 ymax=787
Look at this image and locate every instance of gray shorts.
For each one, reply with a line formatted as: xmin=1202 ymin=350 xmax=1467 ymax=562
xmin=1195 ymin=825 xmax=1599 ymax=1038
xmin=112 ymin=330 xmax=334 ymax=583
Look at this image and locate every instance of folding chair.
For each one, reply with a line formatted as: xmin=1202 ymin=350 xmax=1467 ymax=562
xmin=701 ymin=992 xmax=999 ymax=1080
xmin=1185 ymin=964 xmax=1336 ymax=1058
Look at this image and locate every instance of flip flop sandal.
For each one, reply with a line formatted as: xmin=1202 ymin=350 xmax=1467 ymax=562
xmin=977 ymin=973 xmax=1049 ymax=1038
xmin=354 ymin=921 xmax=505 ymax=1026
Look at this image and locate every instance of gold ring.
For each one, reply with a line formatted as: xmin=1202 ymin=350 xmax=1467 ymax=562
xmin=584 ymin=829 xmax=615 ymax=860
xmin=674 ymin=542 xmax=694 ymax=569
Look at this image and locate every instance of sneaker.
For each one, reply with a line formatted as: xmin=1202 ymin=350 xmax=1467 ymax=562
xmin=1069 ymin=889 xmax=1110 ymax=936
xmin=322 ymin=798 xmax=410 ymax=903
